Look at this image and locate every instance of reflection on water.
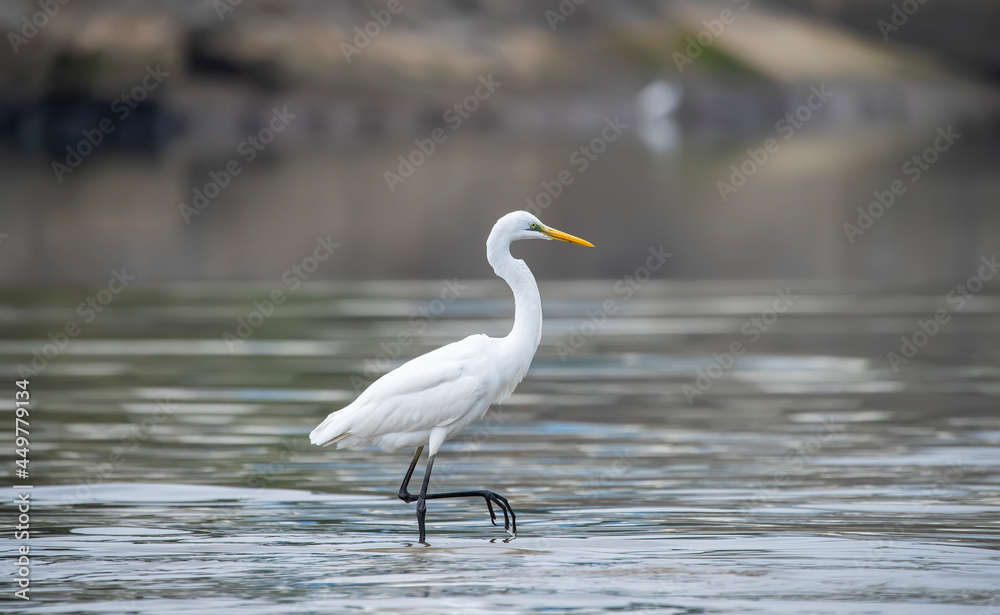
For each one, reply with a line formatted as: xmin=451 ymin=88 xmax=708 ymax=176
xmin=1 ymin=281 xmax=998 ymax=613
xmin=1 ymin=131 xmax=999 ymax=285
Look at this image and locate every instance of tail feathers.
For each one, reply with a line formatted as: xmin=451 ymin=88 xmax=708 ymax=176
xmin=309 ymin=410 xmax=351 ymax=447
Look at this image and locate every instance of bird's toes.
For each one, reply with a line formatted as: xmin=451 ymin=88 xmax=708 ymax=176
xmin=489 ymin=494 xmax=511 ymax=532
xmin=493 ymin=494 xmax=516 ymax=536
xmin=485 ymin=498 xmax=499 ymax=526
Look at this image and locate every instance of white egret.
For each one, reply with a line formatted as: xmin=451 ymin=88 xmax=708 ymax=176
xmin=310 ymin=211 xmax=593 ymax=542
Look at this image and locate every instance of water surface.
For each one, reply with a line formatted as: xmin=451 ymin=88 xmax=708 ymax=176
xmin=2 ymin=281 xmax=999 ymax=613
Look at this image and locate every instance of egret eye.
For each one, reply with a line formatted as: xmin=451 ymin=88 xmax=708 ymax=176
xmin=529 ymin=222 xmax=540 ymax=231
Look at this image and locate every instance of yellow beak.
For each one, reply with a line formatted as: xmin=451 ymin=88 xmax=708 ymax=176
xmin=541 ymin=226 xmax=594 ymax=247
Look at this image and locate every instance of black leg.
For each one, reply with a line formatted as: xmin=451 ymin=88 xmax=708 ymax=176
xmin=416 ymin=454 xmax=435 ymax=543
xmin=395 ymin=446 xmax=517 ymax=541
xmin=397 ymin=446 xmax=423 ymax=503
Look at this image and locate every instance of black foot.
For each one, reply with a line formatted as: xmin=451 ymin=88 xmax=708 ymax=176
xmin=396 ymin=448 xmax=517 ymax=541
xmin=402 ymin=488 xmax=518 ymax=537
xmin=477 ymin=490 xmax=517 ymax=536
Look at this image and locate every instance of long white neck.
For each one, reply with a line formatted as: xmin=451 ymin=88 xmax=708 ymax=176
xmin=486 ymin=227 xmax=542 ymax=359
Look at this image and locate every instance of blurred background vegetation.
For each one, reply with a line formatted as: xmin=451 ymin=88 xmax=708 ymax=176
xmin=1 ymin=0 xmax=998 ymax=285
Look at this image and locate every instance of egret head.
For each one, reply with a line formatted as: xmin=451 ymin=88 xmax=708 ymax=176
xmin=494 ymin=211 xmax=594 ymax=246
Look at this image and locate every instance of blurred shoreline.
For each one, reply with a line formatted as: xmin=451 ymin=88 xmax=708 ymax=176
xmin=1 ymin=0 xmax=998 ymax=286
xmin=3 ymin=0 xmax=999 ymax=150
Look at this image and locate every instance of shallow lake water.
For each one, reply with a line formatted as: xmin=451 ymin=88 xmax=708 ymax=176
xmin=2 ymin=280 xmax=999 ymax=614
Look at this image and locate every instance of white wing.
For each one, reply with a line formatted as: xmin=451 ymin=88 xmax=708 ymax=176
xmin=310 ymin=334 xmax=498 ymax=450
